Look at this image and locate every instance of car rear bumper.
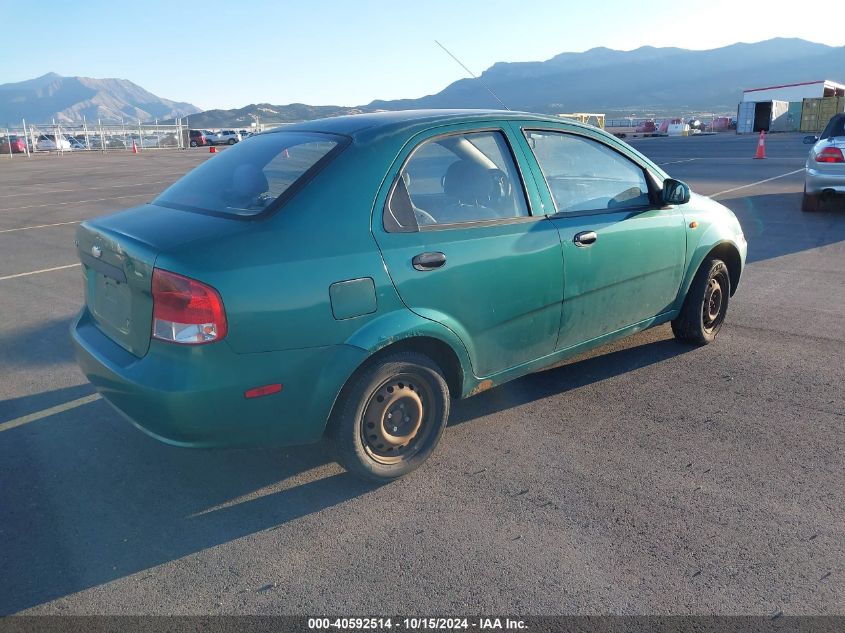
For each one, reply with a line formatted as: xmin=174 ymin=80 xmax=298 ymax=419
xmin=71 ymin=308 xmax=366 ymax=448
xmin=805 ymin=167 xmax=845 ymax=195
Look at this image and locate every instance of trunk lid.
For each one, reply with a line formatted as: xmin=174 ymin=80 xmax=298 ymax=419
xmin=77 ymin=203 xmax=250 ymax=357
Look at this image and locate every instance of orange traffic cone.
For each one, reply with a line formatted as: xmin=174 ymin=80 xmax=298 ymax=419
xmin=753 ymin=130 xmax=766 ymax=159
xmin=209 ymin=146 xmax=217 ymax=154
xmin=131 ymin=140 xmax=138 ymax=154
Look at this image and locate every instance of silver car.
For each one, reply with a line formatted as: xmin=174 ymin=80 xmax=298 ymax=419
xmin=803 ymin=113 xmax=845 ymax=212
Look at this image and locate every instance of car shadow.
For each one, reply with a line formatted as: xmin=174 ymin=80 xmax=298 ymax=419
xmin=715 ymin=192 xmax=845 ymax=264
xmin=0 ymin=389 xmax=377 ymax=614
xmin=0 ymin=329 xmax=691 ymax=614
xmin=0 ymin=316 xmax=76 ymax=369
xmin=449 ymin=330 xmax=693 ymax=426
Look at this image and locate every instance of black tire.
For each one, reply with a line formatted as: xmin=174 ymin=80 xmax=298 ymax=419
xmin=802 ymin=186 xmax=820 ymax=212
xmin=329 ymin=352 xmax=450 ymax=482
xmin=227 ymin=138 xmax=236 ymax=145
xmin=190 ymin=140 xmax=197 ymax=147
xmin=672 ymin=258 xmax=731 ymax=345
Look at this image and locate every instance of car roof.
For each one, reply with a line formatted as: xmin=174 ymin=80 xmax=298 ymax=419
xmin=269 ymin=109 xmax=595 ymax=141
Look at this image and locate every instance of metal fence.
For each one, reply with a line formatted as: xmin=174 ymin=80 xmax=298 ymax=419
xmin=1 ymin=118 xmax=191 ymax=159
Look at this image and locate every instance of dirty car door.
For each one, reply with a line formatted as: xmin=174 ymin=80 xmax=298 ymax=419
xmin=517 ymin=126 xmax=686 ymax=349
xmin=373 ymin=126 xmax=563 ymax=378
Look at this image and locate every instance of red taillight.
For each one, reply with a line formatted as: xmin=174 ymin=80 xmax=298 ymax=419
xmin=151 ymin=268 xmax=227 ymax=345
xmin=816 ymin=147 xmax=845 ymax=163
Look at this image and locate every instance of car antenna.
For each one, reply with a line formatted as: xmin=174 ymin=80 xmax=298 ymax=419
xmin=434 ymin=40 xmax=511 ymax=111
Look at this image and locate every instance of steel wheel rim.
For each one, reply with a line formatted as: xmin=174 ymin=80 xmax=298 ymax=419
xmin=361 ymin=372 xmax=435 ymax=465
xmin=702 ymin=274 xmax=726 ymax=332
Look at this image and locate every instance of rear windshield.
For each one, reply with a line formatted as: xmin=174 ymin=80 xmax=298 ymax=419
xmin=154 ymin=131 xmax=346 ymax=217
xmin=819 ymin=115 xmax=845 ymax=140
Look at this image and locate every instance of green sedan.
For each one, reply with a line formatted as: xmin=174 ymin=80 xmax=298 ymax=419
xmin=72 ymin=110 xmax=747 ymax=481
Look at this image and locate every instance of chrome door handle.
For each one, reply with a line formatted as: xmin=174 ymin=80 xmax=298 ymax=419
xmin=573 ymin=231 xmax=597 ymax=247
xmin=412 ymin=251 xmax=446 ymax=271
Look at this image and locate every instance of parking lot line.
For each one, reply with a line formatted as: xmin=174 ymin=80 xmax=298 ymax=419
xmin=2 ymin=180 xmax=170 ymax=198
xmin=0 ymin=394 xmax=100 ymax=433
xmin=0 ymin=193 xmax=149 ymax=212
xmin=0 ymin=263 xmax=80 ymax=281
xmin=711 ymin=168 xmax=805 ymax=198
xmin=0 ymin=221 xmax=80 ymax=234
xmin=659 ymin=159 xmax=698 ymax=165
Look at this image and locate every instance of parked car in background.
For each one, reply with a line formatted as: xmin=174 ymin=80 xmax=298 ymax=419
xmin=36 ymin=134 xmax=71 ymax=151
xmin=68 ymin=137 xmax=88 ymax=150
xmin=72 ymin=110 xmax=747 ymax=482
xmin=208 ymin=129 xmax=242 ymax=145
xmin=0 ymin=135 xmax=27 ymax=153
xmin=802 ymin=112 xmax=845 ymax=212
xmin=688 ymin=119 xmax=705 ymax=133
xmin=189 ymin=129 xmax=211 ymax=147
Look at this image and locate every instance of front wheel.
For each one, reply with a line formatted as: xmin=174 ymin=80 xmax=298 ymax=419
xmin=672 ymin=258 xmax=731 ymax=345
xmin=190 ymin=140 xmax=198 ymax=147
xmin=329 ymin=352 xmax=450 ymax=482
xmin=227 ymin=138 xmax=236 ymax=145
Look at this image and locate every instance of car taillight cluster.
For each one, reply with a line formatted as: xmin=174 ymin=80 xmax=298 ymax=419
xmin=151 ymin=268 xmax=227 ymax=344
xmin=815 ymin=147 xmax=845 ymax=163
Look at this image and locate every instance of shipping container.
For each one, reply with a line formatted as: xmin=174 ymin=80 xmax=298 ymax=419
xmin=769 ymin=100 xmax=794 ymax=132
xmin=737 ymin=102 xmax=755 ymax=134
xmin=736 ymin=100 xmax=788 ymax=133
xmin=800 ymin=96 xmax=845 ymax=132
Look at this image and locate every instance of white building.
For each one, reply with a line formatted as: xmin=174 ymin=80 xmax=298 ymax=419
xmin=741 ymin=80 xmax=845 ymax=103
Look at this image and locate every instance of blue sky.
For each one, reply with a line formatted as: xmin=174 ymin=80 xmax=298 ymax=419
xmin=1 ymin=0 xmax=842 ymax=110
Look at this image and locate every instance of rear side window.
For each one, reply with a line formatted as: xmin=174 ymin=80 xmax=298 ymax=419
xmin=384 ymin=130 xmax=529 ymax=232
xmin=524 ymin=130 xmax=651 ymax=214
xmin=154 ymin=132 xmax=346 ymax=217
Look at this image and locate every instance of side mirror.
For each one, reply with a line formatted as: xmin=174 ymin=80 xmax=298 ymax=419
xmin=803 ymin=135 xmax=818 ymax=145
xmin=662 ymin=178 xmax=690 ymax=205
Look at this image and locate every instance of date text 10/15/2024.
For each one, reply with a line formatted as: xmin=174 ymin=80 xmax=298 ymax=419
xmin=307 ymin=618 xmax=527 ymax=630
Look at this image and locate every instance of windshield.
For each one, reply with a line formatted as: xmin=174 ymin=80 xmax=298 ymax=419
xmin=154 ymin=131 xmax=346 ymax=217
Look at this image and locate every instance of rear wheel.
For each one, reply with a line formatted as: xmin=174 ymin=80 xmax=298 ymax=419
xmin=330 ymin=352 xmax=450 ymax=482
xmin=802 ymin=185 xmax=820 ymax=212
xmin=190 ymin=140 xmax=198 ymax=147
xmin=672 ymin=257 xmax=731 ymax=345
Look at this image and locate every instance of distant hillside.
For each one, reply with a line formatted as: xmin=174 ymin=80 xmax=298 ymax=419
xmin=368 ymin=38 xmax=845 ymax=115
xmin=183 ymin=103 xmax=367 ymax=129
xmin=0 ymin=73 xmax=200 ymax=125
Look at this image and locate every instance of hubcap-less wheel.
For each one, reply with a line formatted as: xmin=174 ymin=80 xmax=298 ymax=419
xmin=702 ymin=271 xmax=727 ymax=333
xmin=361 ymin=373 xmax=435 ymax=465
xmin=704 ymin=278 xmax=722 ymax=326
xmin=671 ymin=257 xmax=731 ymax=346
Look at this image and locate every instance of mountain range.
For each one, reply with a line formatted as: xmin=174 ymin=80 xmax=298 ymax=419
xmin=3 ymin=39 xmax=844 ymax=128
xmin=0 ymin=73 xmax=199 ymax=125
xmin=369 ymin=37 xmax=845 ymax=115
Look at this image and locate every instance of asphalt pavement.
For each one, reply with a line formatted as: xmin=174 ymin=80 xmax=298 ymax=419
xmin=0 ymin=135 xmax=842 ymax=616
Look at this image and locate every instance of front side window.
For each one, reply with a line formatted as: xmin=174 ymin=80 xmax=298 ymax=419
xmin=154 ymin=131 xmax=345 ymax=217
xmin=384 ymin=130 xmax=528 ymax=231
xmin=524 ymin=131 xmax=651 ymax=214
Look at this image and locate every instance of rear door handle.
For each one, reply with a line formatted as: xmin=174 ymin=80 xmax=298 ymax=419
xmin=412 ymin=251 xmax=446 ymax=271
xmin=573 ymin=230 xmax=598 ymax=247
